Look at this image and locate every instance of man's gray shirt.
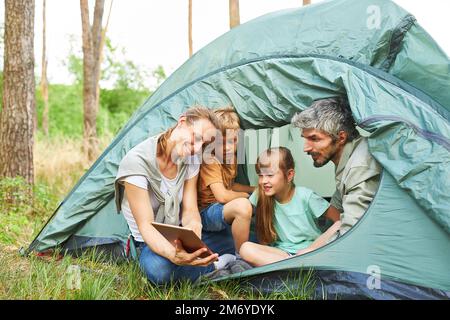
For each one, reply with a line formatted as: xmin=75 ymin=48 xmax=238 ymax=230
xmin=330 ymin=136 xmax=382 ymax=236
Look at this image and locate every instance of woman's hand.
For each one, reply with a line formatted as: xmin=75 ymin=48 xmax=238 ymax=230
xmin=170 ymin=239 xmax=219 ymax=266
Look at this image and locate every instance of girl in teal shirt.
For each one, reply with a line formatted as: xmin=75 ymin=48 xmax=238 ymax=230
xmin=239 ymin=147 xmax=340 ymax=267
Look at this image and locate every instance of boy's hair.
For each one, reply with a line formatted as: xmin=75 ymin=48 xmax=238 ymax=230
xmin=214 ymin=106 xmax=240 ymax=133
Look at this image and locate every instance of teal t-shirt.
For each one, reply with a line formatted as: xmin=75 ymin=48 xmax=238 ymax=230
xmin=249 ymin=186 xmax=329 ymax=254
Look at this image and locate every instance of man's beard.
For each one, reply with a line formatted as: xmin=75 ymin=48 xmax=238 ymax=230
xmin=309 ymin=144 xmax=337 ymax=167
xmin=312 ymin=155 xmax=332 ymax=167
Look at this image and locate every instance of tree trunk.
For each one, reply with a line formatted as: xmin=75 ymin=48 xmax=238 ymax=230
xmin=229 ymin=0 xmax=240 ymax=29
xmin=303 ymin=0 xmax=311 ymax=5
xmin=80 ymin=0 xmax=105 ymax=160
xmin=96 ymin=0 xmax=112 ymax=121
xmin=188 ymin=0 xmax=193 ymax=57
xmin=41 ymin=0 xmax=49 ymax=136
xmin=0 ymin=0 xmax=36 ymax=184
xmin=100 ymin=1 xmax=113 ymax=57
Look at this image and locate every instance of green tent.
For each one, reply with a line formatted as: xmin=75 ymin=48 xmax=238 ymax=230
xmin=26 ymin=0 xmax=450 ymax=299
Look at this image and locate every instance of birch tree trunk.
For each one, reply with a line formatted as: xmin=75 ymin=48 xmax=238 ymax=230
xmin=0 ymin=0 xmax=36 ymax=184
xmin=41 ymin=0 xmax=49 ymax=136
xmin=97 ymin=0 xmax=112 ymax=113
xmin=188 ymin=0 xmax=193 ymax=57
xmin=80 ymin=0 xmax=105 ymax=160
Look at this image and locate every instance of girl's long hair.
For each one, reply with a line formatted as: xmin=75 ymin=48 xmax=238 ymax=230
xmin=157 ymin=106 xmax=221 ymax=157
xmin=255 ymin=147 xmax=295 ymax=245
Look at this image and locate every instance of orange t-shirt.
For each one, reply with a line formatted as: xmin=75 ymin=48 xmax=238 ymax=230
xmin=197 ymin=157 xmax=237 ymax=210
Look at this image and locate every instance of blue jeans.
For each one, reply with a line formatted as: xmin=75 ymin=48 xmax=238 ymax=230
xmin=202 ymin=202 xmax=258 ymax=248
xmin=201 ymin=203 xmax=229 ymax=231
xmin=202 ymin=202 xmax=258 ymax=243
xmin=138 ymin=204 xmax=236 ymax=284
xmin=139 ymin=244 xmax=215 ymax=285
xmin=201 ymin=203 xmax=236 ymax=255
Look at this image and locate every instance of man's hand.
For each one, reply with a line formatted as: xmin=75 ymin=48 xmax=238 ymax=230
xmin=296 ymin=221 xmax=342 ymax=256
xmin=295 ymin=247 xmax=314 ymax=256
xmin=171 ymin=239 xmax=218 ymax=267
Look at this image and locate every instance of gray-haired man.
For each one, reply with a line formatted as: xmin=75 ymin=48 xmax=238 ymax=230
xmin=291 ymin=97 xmax=382 ymax=254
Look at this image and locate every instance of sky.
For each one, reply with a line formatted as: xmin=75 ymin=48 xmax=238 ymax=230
xmin=1 ymin=0 xmax=449 ymax=86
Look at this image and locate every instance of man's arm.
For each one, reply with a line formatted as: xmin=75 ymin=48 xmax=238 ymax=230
xmin=296 ymin=219 xmax=341 ymax=256
xmin=295 ymin=203 xmax=340 ymax=255
xmin=323 ymin=205 xmax=340 ymax=222
xmin=339 ymin=170 xmax=380 ymax=235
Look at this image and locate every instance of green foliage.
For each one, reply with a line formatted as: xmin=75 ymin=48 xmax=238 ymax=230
xmin=64 ymin=35 xmax=153 ymax=91
xmin=3 ymin=35 xmax=164 ymax=138
xmin=35 ymin=83 xmax=150 ymax=137
xmin=100 ymin=87 xmax=149 ymax=116
xmin=36 ymin=84 xmax=83 ymax=137
xmin=62 ymin=34 xmax=83 ymax=86
xmin=34 ymin=35 xmax=159 ymax=137
xmin=152 ymin=65 xmax=166 ymax=87
xmin=67 ymin=52 xmax=83 ymax=86
xmin=97 ymin=38 xmax=153 ymax=128
xmin=0 ymin=177 xmax=57 ymax=245
xmin=102 ymin=37 xmax=151 ymax=91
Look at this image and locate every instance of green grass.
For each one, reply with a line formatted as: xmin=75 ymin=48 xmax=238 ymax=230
xmin=0 ymin=245 xmax=316 ymax=300
xmin=0 ymin=177 xmax=56 ymax=246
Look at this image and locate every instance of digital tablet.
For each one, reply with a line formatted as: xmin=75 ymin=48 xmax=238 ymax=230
xmin=151 ymin=222 xmax=214 ymax=258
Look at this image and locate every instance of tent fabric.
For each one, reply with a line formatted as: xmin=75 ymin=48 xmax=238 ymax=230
xmin=26 ymin=0 xmax=450 ymax=298
xmin=241 ymin=270 xmax=450 ymax=300
xmin=209 ymin=170 xmax=450 ymax=292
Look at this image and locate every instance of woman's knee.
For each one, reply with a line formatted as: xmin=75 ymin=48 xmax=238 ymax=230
xmin=139 ymin=247 xmax=175 ymax=284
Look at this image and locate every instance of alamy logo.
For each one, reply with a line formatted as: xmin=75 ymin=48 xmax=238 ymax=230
xmin=367 ymin=5 xmax=381 ymax=30
xmin=66 ymin=265 xmax=81 ymax=290
xmin=366 ymin=265 xmax=382 ymax=290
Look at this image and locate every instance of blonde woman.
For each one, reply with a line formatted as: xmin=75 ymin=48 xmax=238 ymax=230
xmin=115 ymin=106 xmax=233 ymax=284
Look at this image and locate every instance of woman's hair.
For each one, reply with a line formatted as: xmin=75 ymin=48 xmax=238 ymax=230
xmin=157 ymin=106 xmax=221 ymax=156
xmin=214 ymin=106 xmax=240 ymax=133
xmin=255 ymin=147 xmax=295 ymax=245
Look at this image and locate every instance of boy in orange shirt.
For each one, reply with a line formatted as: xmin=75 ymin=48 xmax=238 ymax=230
xmin=198 ymin=107 xmax=255 ymax=257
